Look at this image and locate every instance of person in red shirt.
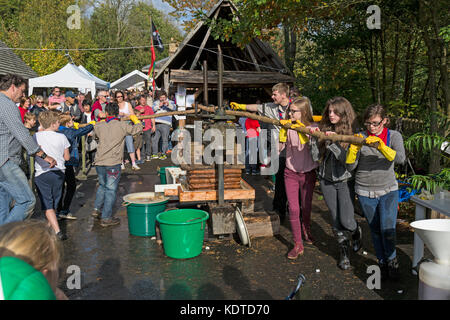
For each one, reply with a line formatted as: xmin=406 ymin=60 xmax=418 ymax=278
xmin=18 ymin=97 xmax=31 ymax=123
xmin=135 ymin=95 xmax=156 ymax=161
xmin=245 ymin=117 xmax=261 ymax=175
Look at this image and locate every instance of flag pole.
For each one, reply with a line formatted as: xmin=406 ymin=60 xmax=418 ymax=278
xmin=149 ymin=15 xmax=155 ymax=100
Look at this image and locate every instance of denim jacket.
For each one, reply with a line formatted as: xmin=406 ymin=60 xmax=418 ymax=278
xmin=58 ymin=125 xmax=94 ymax=167
xmin=318 ymin=142 xmax=353 ymax=182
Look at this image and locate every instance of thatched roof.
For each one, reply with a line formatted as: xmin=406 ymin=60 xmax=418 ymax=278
xmin=0 ymin=40 xmax=38 ymax=79
xmin=155 ymin=0 xmax=294 ymax=89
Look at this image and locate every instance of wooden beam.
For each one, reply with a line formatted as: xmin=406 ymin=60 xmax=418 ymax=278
xmin=227 ymin=48 xmax=240 ymax=71
xmin=246 ymin=44 xmax=261 ymax=71
xmin=164 ymin=70 xmax=169 ymax=92
xmin=169 ymin=70 xmax=295 ymax=85
xmin=189 ymin=8 xmax=221 ymax=70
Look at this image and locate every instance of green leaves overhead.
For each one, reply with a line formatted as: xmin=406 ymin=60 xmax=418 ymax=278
xmin=0 ymin=0 xmax=183 ymax=81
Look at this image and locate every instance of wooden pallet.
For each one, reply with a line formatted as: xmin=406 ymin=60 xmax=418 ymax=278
xmin=176 ymin=179 xmax=255 ymax=202
xmin=243 ymin=211 xmax=280 ymax=238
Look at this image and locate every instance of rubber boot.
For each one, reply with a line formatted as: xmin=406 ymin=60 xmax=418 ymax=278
xmin=351 ymin=222 xmax=362 ymax=252
xmin=337 ymin=232 xmax=351 ymax=270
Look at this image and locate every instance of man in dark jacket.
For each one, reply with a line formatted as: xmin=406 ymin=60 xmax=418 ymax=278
xmin=61 ymin=91 xmax=82 ymax=122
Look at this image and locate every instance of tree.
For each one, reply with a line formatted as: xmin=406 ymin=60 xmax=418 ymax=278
xmin=88 ymin=0 xmax=182 ymax=81
xmin=165 ymin=0 xmax=215 ymax=31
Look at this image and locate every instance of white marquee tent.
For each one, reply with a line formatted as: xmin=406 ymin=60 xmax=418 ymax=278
xmin=110 ymin=69 xmax=149 ymax=90
xmin=28 ymin=63 xmax=109 ymax=96
xmin=77 ymin=65 xmax=110 ymax=89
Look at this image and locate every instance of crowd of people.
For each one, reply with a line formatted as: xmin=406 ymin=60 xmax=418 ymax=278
xmin=0 ymin=73 xmax=406 ymax=299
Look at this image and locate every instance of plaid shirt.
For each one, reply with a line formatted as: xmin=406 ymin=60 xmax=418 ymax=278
xmin=0 ymin=92 xmax=40 ymax=167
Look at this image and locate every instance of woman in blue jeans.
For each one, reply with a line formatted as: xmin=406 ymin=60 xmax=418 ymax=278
xmin=346 ymin=104 xmax=405 ymax=280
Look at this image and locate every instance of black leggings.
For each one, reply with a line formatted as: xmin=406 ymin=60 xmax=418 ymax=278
xmin=58 ymin=166 xmax=77 ymax=212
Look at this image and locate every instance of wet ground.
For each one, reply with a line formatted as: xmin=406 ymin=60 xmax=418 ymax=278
xmin=33 ymin=158 xmax=425 ymax=300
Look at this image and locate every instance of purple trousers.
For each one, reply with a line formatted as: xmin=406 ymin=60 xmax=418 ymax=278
xmin=284 ymin=168 xmax=316 ymax=244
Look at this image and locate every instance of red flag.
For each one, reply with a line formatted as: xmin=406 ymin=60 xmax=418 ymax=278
xmin=148 ymin=42 xmax=156 ymax=92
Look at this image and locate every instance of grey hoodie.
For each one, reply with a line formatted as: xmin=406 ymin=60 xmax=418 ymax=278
xmin=346 ymin=129 xmax=406 ymax=198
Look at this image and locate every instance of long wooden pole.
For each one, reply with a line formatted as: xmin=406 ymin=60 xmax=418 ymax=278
xmin=80 ymin=105 xmax=369 ymax=146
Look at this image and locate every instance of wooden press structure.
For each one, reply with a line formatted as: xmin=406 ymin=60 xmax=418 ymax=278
xmin=162 ymin=47 xmax=280 ymax=243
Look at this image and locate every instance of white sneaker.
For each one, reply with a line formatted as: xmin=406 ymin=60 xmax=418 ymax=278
xmin=121 ymin=163 xmax=125 ymax=170
xmin=132 ymin=164 xmax=141 ymax=170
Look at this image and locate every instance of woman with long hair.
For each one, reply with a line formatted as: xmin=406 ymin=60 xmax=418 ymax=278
xmin=314 ymin=97 xmax=362 ymax=270
xmin=115 ymin=90 xmax=140 ymax=170
xmin=280 ymin=97 xmax=319 ymax=259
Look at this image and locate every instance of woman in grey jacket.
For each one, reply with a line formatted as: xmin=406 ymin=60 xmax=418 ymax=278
xmin=314 ymin=97 xmax=362 ymax=270
xmin=346 ymin=104 xmax=405 ymax=280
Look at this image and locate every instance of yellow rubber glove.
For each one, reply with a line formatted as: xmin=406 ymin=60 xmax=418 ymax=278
xmin=346 ymin=134 xmax=364 ymax=164
xmin=230 ymin=102 xmax=247 ymax=111
xmin=88 ymin=120 xmax=96 ymax=126
xmin=312 ymin=115 xmax=323 ymax=122
xmin=129 ymin=115 xmax=140 ymax=125
xmin=280 ymin=119 xmax=292 ymax=126
xmin=73 ymin=122 xmax=79 ymax=130
xmin=365 ymin=136 xmax=397 ymax=161
xmin=290 ymin=120 xmax=309 ymax=144
xmin=279 ymin=120 xmax=291 ymax=142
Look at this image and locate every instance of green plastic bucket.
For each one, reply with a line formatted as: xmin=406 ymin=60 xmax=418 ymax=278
xmin=123 ymin=192 xmax=169 ymax=237
xmin=158 ymin=166 xmax=178 ymax=184
xmin=156 ymin=209 xmax=209 ymax=259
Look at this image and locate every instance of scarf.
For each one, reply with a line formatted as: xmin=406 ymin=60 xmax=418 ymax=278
xmin=367 ymin=127 xmax=390 ymax=146
xmin=106 ymin=116 xmax=119 ymax=123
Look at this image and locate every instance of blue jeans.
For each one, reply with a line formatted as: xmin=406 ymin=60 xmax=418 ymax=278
xmin=358 ymin=190 xmax=398 ymax=263
xmin=0 ymin=160 xmax=36 ymax=226
xmin=152 ymin=123 xmax=170 ymax=154
xmin=125 ymin=135 xmax=135 ymax=153
xmin=245 ymin=136 xmax=259 ymax=173
xmin=94 ymin=165 xmax=122 ymax=219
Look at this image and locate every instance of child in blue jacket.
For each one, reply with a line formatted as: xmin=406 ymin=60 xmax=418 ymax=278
xmin=56 ymin=112 xmax=94 ymax=220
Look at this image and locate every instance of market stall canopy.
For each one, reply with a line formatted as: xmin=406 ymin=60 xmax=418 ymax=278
xmin=77 ymin=65 xmax=110 ymax=89
xmin=27 ymin=63 xmax=109 ymax=96
xmin=110 ymin=70 xmax=149 ymax=90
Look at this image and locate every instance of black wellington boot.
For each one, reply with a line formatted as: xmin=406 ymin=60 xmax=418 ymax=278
xmin=337 ymin=232 xmax=351 ymax=270
xmin=352 ymin=223 xmax=362 ymax=252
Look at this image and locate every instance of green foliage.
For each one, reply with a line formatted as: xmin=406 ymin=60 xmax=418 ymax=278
xmin=405 ymin=132 xmax=449 ymax=154
xmin=387 ymin=100 xmax=423 ymax=119
xmin=439 ymin=25 xmax=450 ymax=43
xmin=0 ymin=0 xmax=182 ymax=82
xmin=408 ymin=168 xmax=450 ymax=194
xmin=0 ymin=0 xmax=24 ymax=30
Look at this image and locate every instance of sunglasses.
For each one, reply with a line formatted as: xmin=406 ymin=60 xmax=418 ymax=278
xmin=37 ymin=101 xmax=43 ymax=103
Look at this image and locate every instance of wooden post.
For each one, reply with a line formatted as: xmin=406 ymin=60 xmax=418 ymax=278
xmin=29 ymin=155 xmax=35 ymax=189
xmin=76 ymin=135 xmax=87 ymax=180
xmin=203 ymin=60 xmax=208 ymax=106
xmin=217 ymin=45 xmax=225 ymax=206
xmin=164 ymin=70 xmax=169 ymax=93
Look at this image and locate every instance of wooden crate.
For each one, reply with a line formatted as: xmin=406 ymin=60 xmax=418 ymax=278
xmin=177 ymin=179 xmax=255 ymax=202
xmin=243 ymin=211 xmax=280 ymax=238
